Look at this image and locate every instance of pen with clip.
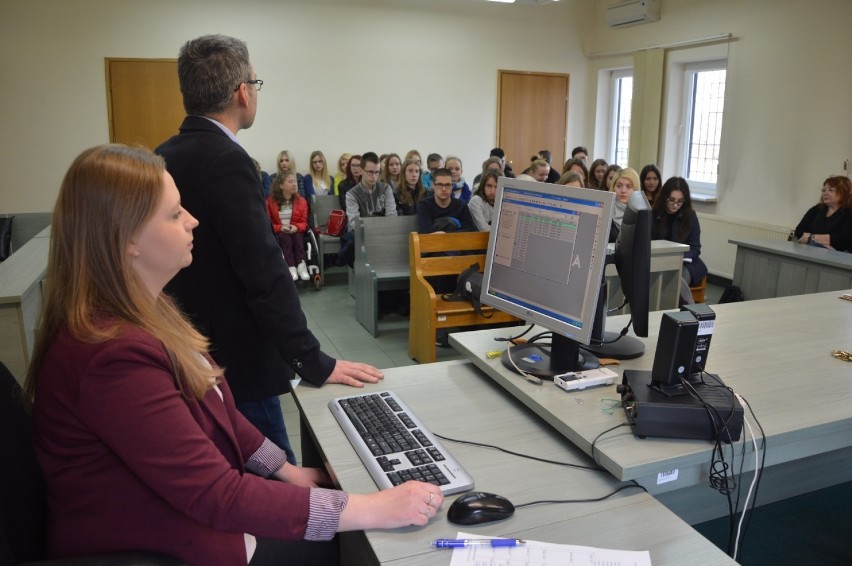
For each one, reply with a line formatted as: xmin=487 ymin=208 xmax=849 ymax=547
xmin=432 ymin=538 xmax=525 ymax=549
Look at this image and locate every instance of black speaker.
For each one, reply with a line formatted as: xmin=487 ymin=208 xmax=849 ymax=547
xmin=681 ymin=303 xmax=715 ymax=374
xmin=651 ymin=311 xmax=698 ymax=391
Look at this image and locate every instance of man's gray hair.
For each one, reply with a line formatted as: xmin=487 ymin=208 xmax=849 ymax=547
xmin=177 ymin=34 xmax=252 ymax=116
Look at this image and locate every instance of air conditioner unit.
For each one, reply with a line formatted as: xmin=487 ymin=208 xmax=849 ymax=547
xmin=607 ymin=0 xmax=661 ymax=28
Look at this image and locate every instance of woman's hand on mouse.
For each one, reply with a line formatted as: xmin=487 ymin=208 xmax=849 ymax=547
xmin=339 ymin=481 xmax=444 ymax=530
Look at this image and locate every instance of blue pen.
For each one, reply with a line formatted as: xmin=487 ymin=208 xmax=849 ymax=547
xmin=432 ymin=538 xmax=524 ymax=548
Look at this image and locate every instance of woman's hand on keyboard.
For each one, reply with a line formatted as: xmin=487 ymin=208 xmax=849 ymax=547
xmin=339 ymin=481 xmax=444 ymax=530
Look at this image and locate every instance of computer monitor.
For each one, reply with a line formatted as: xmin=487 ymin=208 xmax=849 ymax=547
xmin=480 ymin=177 xmax=615 ymax=379
xmin=583 ymin=190 xmax=651 ymax=359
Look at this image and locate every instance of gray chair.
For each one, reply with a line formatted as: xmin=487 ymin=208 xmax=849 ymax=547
xmin=311 ymin=194 xmax=345 ymax=285
xmin=0 ymin=362 xmax=184 ymax=565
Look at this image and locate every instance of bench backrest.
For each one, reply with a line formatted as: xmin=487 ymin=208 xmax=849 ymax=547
xmin=409 ymin=231 xmax=491 ymax=278
xmin=355 ymin=216 xmax=418 ymax=271
xmin=312 ymin=194 xmax=342 ymax=228
xmin=6 ymin=213 xmax=51 ymax=254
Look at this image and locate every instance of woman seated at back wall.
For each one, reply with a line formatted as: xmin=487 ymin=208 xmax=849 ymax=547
xmin=651 ymin=177 xmax=708 ymax=305
xmin=794 ymin=175 xmax=852 ymax=252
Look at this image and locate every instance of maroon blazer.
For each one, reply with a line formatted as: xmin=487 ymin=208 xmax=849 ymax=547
xmin=33 ymin=325 xmax=311 ymax=565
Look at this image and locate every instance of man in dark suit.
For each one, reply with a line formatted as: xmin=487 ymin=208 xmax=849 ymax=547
xmin=156 ymin=35 xmax=382 ymax=464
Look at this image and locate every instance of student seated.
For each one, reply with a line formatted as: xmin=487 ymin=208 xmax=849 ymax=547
xmin=640 ymin=164 xmax=662 ymax=206
xmin=794 ymin=175 xmax=852 ymax=252
xmin=266 ymin=172 xmax=310 ymax=281
xmin=469 ymin=170 xmax=498 ymax=231
xmin=416 ymin=168 xmax=475 ymax=234
xmin=303 ymin=150 xmax=334 ymax=198
xmin=561 ymin=157 xmax=589 ymax=187
xmin=651 ymin=177 xmax=708 ymax=305
xmin=25 ymin=144 xmax=444 ymax=566
xmin=337 ymin=152 xmax=397 ymax=266
xmin=588 ymin=158 xmax=609 ymax=191
xmin=395 ymin=158 xmax=427 ymax=216
xmin=445 ymin=156 xmax=471 ymax=202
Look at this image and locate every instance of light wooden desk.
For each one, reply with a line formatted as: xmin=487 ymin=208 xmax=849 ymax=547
xmin=292 ymin=361 xmax=735 ymax=565
xmin=606 ymin=240 xmax=689 ymax=312
xmin=0 ymin=226 xmax=49 ymax=383
xmin=731 ymin=238 xmax=852 ymax=300
xmin=451 ymin=290 xmax=852 ymax=524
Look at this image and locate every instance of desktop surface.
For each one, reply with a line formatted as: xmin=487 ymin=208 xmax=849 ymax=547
xmin=292 ymin=360 xmax=735 ymax=565
xmin=450 ymin=290 xmax=852 ymax=522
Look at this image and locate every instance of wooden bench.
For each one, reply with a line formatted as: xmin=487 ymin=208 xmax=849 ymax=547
xmin=408 ymin=231 xmax=519 ymax=364
xmin=353 ymin=216 xmax=418 ymax=337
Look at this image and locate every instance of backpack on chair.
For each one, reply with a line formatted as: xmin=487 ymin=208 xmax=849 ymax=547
xmin=442 ymin=263 xmax=491 ymax=318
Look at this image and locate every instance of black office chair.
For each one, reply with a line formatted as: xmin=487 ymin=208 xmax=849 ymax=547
xmin=0 ymin=361 xmax=184 ymax=565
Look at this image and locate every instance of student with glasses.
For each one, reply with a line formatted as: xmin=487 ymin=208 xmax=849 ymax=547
xmin=302 ymin=150 xmax=333 ymax=198
xmin=335 ymin=152 xmax=397 ymax=267
xmin=651 ymin=176 xmax=708 ymax=305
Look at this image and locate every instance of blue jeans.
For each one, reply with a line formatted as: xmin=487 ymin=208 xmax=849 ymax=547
xmin=237 ymin=396 xmax=297 ymax=465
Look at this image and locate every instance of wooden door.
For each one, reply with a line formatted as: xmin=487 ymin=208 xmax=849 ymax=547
xmin=497 ymin=71 xmax=569 ymax=175
xmin=106 ymin=59 xmax=184 ymax=149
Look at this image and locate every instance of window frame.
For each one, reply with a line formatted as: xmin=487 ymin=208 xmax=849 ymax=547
xmin=609 ymin=69 xmax=633 ymax=168
xmin=678 ymin=60 xmax=727 ymax=198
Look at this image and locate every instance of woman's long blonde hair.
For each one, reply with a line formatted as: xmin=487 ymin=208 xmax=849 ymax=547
xmin=24 ymin=144 xmax=221 ymax=406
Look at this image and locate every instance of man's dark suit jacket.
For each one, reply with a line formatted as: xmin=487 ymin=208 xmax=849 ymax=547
xmin=156 ymin=116 xmax=336 ymax=403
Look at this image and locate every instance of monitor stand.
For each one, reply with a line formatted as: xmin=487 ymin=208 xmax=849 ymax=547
xmin=581 ymin=279 xmax=645 ymax=360
xmin=501 ymin=332 xmax=599 ymax=380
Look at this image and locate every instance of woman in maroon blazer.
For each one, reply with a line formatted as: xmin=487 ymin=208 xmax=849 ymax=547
xmin=24 ymin=145 xmax=444 ymax=566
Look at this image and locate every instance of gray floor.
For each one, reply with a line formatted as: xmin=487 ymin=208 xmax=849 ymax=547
xmin=281 ymin=272 xmax=725 ymax=463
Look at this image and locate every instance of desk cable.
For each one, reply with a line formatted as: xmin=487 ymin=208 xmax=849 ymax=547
xmin=679 ymin=372 xmax=766 ymax=560
xmin=432 ymin=432 xmax=648 ymax=509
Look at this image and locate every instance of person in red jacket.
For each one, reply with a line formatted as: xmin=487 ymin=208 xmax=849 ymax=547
xmin=266 ymin=171 xmax=310 ymax=280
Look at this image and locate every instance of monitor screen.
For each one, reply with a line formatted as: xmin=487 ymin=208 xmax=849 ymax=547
xmin=480 ymin=177 xmax=614 ymax=378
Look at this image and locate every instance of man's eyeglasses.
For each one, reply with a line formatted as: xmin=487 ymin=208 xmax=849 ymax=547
xmin=363 ymin=169 xmax=380 ymax=177
xmin=666 ymin=197 xmax=685 ymax=206
xmin=235 ymin=79 xmax=263 ymax=92
xmin=433 ymin=182 xmax=452 ymax=189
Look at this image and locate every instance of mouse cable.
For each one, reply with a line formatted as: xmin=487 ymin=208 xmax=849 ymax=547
xmin=590 ymin=422 xmax=631 ymax=465
xmin=433 ymin=432 xmax=603 ymax=472
xmin=513 ymin=482 xmax=647 ymax=509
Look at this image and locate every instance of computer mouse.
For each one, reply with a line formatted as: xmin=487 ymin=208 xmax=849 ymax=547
xmin=447 ymin=491 xmax=515 ymax=525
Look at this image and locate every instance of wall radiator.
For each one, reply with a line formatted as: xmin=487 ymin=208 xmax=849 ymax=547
xmin=697 ymin=213 xmax=791 ymax=280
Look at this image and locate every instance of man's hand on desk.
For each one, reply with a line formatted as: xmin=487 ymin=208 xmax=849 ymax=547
xmin=325 ymin=359 xmax=384 ymax=388
xmin=340 ymin=481 xmax=445 ymax=530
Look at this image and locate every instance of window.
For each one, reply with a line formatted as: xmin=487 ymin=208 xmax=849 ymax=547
xmin=610 ymin=70 xmax=633 ymax=167
xmin=680 ymin=62 xmax=726 ymax=195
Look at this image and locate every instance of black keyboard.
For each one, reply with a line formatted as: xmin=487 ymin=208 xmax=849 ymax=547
xmin=328 ymin=390 xmax=474 ymax=495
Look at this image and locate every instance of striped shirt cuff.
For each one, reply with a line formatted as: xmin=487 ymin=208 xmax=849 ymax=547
xmin=245 ymin=438 xmax=289 ymax=478
xmin=305 ymin=489 xmax=349 ymax=541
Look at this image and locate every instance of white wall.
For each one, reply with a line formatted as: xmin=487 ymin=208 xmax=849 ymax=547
xmin=0 ymin=0 xmax=592 ymax=212
xmin=588 ymin=0 xmax=852 ymax=227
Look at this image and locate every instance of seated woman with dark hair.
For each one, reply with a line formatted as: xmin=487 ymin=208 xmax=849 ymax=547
xmin=25 ymin=144 xmax=444 ymax=566
xmin=469 ymin=170 xmax=499 ymax=231
xmin=588 ymin=158 xmax=609 ymax=190
xmin=561 ymin=157 xmax=590 ymax=187
xmin=394 ymin=158 xmax=427 ymax=216
xmin=651 ymin=177 xmax=708 ymax=305
xmin=794 ymin=175 xmax=852 ymax=252
xmin=336 ymin=154 xmax=362 ymax=209
xmin=639 ymin=164 xmax=662 ymax=206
